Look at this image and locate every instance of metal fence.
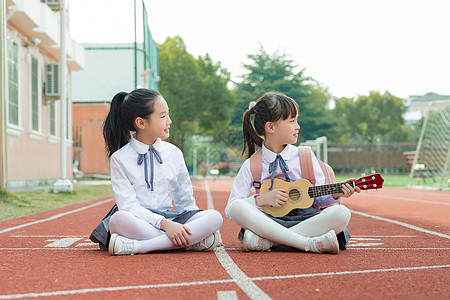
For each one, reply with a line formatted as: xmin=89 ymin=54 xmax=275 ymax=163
xmin=327 ymin=142 xmax=417 ymax=175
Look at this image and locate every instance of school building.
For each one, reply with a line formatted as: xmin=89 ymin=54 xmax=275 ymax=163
xmin=1 ymin=0 xmax=84 ymax=190
xmin=71 ymin=41 xmax=159 ymax=176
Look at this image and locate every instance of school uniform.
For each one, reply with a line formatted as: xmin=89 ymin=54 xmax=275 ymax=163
xmin=226 ymin=143 xmax=338 ymax=220
xmin=110 ymin=134 xmax=199 ymax=228
xmin=90 ymin=134 xmax=199 ymax=250
xmin=225 ymin=143 xmax=350 ymax=248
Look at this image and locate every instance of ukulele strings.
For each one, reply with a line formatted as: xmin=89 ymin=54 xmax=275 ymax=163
xmin=308 ymin=181 xmax=355 ymax=198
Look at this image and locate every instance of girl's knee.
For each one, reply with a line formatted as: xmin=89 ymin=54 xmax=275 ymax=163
xmin=329 ymin=204 xmax=351 ymax=223
xmin=337 ymin=204 xmax=351 ymax=221
xmin=322 ymin=204 xmax=350 ymax=220
xmin=208 ymin=209 xmax=223 ymax=230
xmin=109 ymin=210 xmax=132 ymax=227
xmin=228 ymin=199 xmax=251 ymax=216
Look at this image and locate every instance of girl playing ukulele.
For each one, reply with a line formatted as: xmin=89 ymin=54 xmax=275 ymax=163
xmin=225 ymin=92 xmax=361 ymax=253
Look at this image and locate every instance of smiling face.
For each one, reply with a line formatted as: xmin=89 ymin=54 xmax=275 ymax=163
xmin=272 ymin=113 xmax=300 ymax=146
xmin=135 ymin=96 xmax=172 ymax=145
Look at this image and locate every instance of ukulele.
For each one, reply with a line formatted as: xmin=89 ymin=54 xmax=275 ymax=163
xmin=261 ymin=173 xmax=384 ymax=217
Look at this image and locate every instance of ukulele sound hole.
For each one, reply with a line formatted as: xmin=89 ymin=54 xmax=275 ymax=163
xmin=288 ymin=189 xmax=301 ymax=202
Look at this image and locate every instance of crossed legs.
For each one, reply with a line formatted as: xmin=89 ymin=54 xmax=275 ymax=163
xmin=227 ymin=200 xmax=350 ymax=251
xmin=109 ymin=209 xmax=223 ymax=253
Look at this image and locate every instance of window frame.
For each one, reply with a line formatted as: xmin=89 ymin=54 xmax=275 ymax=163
xmin=29 ymin=54 xmax=43 ymax=139
xmin=6 ymin=33 xmax=22 ymax=135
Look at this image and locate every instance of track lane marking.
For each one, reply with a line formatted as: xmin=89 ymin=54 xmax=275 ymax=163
xmin=1 ymin=247 xmax=449 ymax=251
xmin=366 ymin=194 xmax=450 ymax=206
xmin=251 ymin=264 xmax=450 ymax=281
xmin=204 ymin=180 xmax=272 ymax=300
xmin=217 ymin=290 xmax=239 ymax=300
xmin=0 ymin=264 xmax=448 ymax=299
xmin=0 ymin=279 xmax=235 ymax=299
xmin=350 ymin=209 xmax=450 ymax=239
xmin=0 ymin=198 xmax=113 ymax=235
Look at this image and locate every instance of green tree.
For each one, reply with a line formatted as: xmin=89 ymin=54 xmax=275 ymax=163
xmin=158 ymin=36 xmax=234 ymax=151
xmin=231 ymin=45 xmax=335 ymax=143
xmin=334 ymin=91 xmax=409 ymax=143
xmin=159 ymin=36 xmax=201 ymax=150
xmin=195 ymin=54 xmax=235 ymax=137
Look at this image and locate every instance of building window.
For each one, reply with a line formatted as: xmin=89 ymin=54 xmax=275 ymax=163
xmin=49 ymin=100 xmax=56 ymax=137
xmin=7 ymin=36 xmax=19 ymax=126
xmin=72 ymin=124 xmax=83 ymax=148
xmin=30 ymin=56 xmax=40 ymax=132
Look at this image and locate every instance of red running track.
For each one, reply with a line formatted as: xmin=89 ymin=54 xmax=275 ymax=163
xmin=0 ymin=178 xmax=449 ymax=299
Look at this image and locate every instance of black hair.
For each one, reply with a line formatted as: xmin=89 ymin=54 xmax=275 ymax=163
xmin=242 ymin=91 xmax=299 ymax=158
xmin=103 ymin=88 xmax=162 ymax=157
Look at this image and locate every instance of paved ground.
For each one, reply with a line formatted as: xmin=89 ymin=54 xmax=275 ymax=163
xmin=0 ymin=178 xmax=449 ymax=299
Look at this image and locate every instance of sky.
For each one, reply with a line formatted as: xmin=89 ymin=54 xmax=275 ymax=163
xmin=69 ymin=0 xmax=450 ymax=99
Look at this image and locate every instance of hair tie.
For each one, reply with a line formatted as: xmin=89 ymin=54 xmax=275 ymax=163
xmin=248 ymin=101 xmax=256 ymax=114
xmin=123 ymin=92 xmax=130 ymax=102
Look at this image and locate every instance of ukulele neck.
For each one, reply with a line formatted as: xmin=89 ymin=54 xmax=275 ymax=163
xmin=308 ymin=181 xmax=355 ymax=198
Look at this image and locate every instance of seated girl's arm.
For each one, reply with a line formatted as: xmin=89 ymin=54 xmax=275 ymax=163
xmin=110 ymin=155 xmax=165 ymax=229
xmin=225 ymin=159 xmax=288 ymax=219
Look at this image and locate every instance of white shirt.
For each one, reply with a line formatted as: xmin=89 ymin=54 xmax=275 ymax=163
xmin=225 ymin=143 xmax=337 ymax=220
xmin=110 ymin=134 xmax=199 ymax=229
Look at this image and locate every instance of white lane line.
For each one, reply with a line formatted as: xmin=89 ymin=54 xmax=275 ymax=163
xmin=350 ymin=209 xmax=450 ymax=239
xmin=1 ymin=247 xmax=449 ymax=251
xmin=214 ymin=247 xmax=271 ymax=300
xmin=217 ymin=290 xmax=239 ymax=300
xmin=0 ymin=248 xmax=98 ymax=251
xmin=0 ymin=279 xmax=235 ymax=300
xmin=45 ymin=238 xmax=83 ymax=248
xmin=10 ymin=235 xmax=88 ymax=238
xmin=349 ymin=248 xmax=450 ymax=250
xmin=1 ymin=264 xmax=448 ymax=299
xmin=0 ymin=198 xmax=113 ymax=235
xmin=204 ymin=181 xmax=272 ymax=300
xmin=368 ymin=194 xmax=450 ymax=206
xmin=251 ymin=264 xmax=450 ymax=281
xmin=351 ymin=235 xmax=416 ymax=238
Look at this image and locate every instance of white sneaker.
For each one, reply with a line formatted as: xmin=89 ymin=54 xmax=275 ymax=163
xmin=185 ymin=231 xmax=220 ymax=251
xmin=108 ymin=233 xmax=141 ymax=256
xmin=307 ymin=230 xmax=339 ymax=254
xmin=242 ymin=229 xmax=273 ymax=251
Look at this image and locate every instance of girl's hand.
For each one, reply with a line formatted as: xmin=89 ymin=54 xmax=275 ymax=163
xmin=255 ymin=189 xmax=288 ymax=207
xmin=160 ymin=219 xmax=192 ymax=247
xmin=332 ymin=179 xmax=361 ymax=199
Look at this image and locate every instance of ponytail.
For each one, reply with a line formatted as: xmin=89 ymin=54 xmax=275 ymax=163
xmin=103 ymin=92 xmax=130 ymax=157
xmin=241 ymin=92 xmax=299 ymax=158
xmin=242 ymin=109 xmax=263 ymax=158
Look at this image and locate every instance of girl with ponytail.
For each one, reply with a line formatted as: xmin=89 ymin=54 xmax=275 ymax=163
xmin=92 ymin=89 xmax=223 ymax=255
xmin=225 ymin=91 xmax=360 ymax=254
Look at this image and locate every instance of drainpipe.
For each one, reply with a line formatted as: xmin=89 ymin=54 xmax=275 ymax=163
xmin=0 ymin=0 xmax=7 ymax=190
xmin=53 ymin=0 xmax=72 ymax=192
xmin=134 ymin=0 xmax=137 ymax=88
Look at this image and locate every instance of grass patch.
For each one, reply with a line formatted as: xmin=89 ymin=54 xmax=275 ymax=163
xmin=0 ymin=184 xmax=113 ymax=221
xmin=336 ymin=174 xmax=409 ymax=188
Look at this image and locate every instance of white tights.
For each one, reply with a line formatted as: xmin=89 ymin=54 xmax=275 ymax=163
xmin=227 ymin=200 xmax=350 ymax=251
xmin=109 ymin=210 xmax=223 ymax=253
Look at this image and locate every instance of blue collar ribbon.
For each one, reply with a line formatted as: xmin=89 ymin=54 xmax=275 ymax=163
xmin=268 ymin=154 xmax=290 ymax=190
xmin=137 ymin=146 xmax=163 ymax=191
